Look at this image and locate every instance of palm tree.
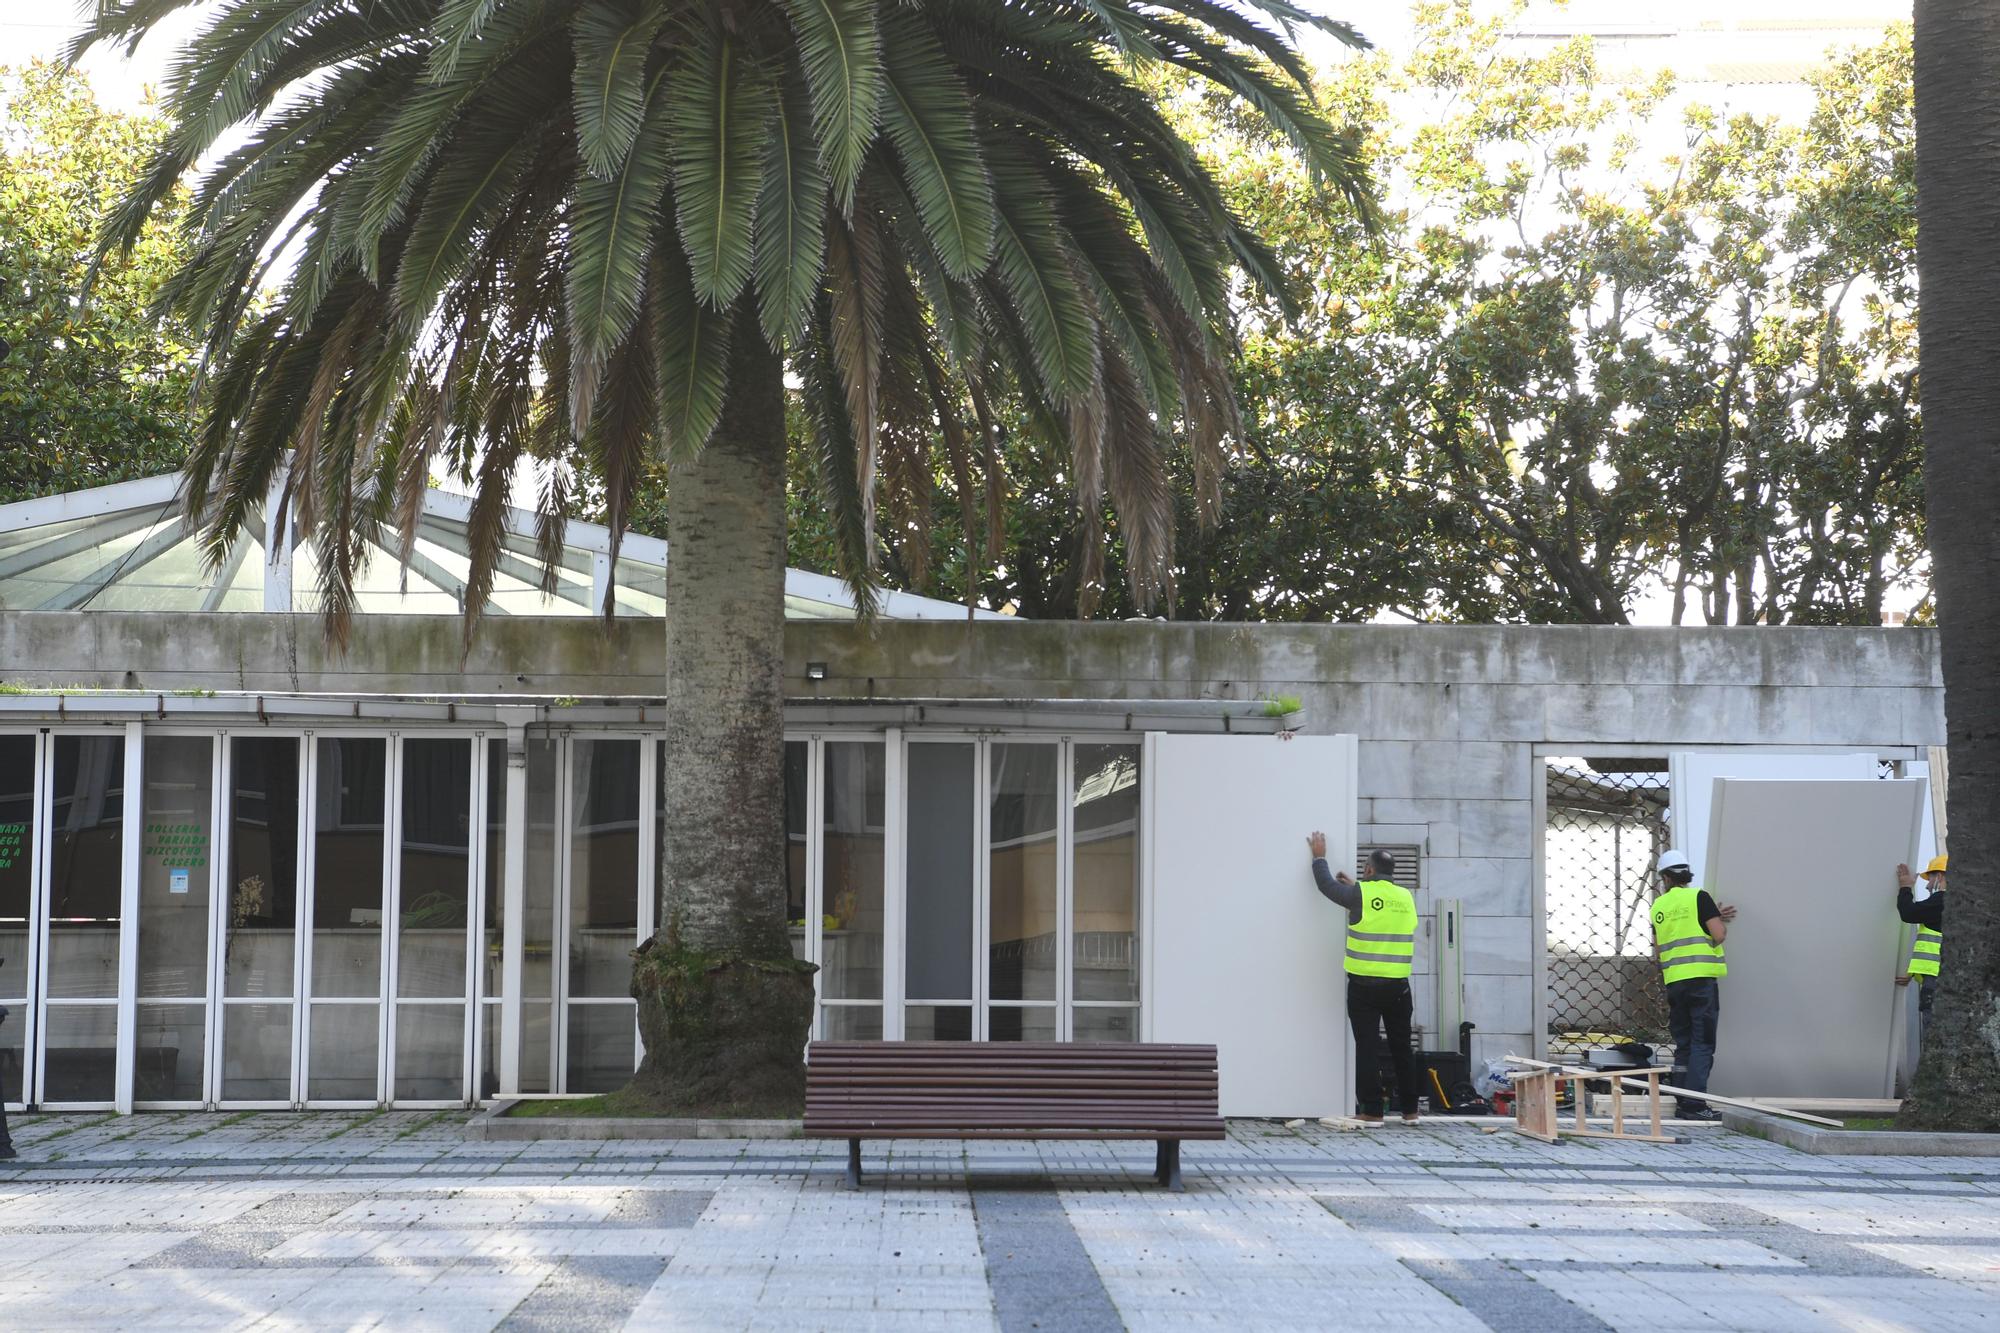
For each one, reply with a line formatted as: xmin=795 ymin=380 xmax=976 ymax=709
xmin=1904 ymin=0 xmax=2000 ymax=1133
xmin=79 ymin=0 xmax=1372 ymax=1110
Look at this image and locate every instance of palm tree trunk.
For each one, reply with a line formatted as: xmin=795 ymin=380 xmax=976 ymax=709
xmin=630 ymin=304 xmax=814 ymax=1113
xmin=1903 ymin=0 xmax=2000 ymax=1132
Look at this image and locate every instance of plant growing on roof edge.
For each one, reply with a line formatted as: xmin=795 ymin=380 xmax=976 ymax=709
xmin=80 ymin=0 xmax=1375 ymax=1111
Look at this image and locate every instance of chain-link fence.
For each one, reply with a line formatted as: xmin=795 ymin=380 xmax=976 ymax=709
xmin=1544 ymin=758 xmax=1671 ymax=1057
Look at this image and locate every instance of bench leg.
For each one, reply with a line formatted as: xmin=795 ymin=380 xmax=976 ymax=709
xmin=1155 ymin=1139 xmax=1182 ymax=1191
xmin=846 ymin=1138 xmax=862 ymax=1190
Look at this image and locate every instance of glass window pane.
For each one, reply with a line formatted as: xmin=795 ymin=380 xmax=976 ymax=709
xmin=399 ymin=739 xmax=470 ymax=999
xmin=906 ymin=744 xmax=973 ymax=1001
xmin=989 ymin=744 xmax=1057 ymax=1002
xmin=0 ymin=735 xmax=33 ymax=1000
xmin=222 ymin=1002 xmax=293 ymax=1101
xmin=394 ymin=1004 xmax=464 ymax=1101
xmin=482 ymin=739 xmax=504 ymax=1000
xmin=312 ymin=738 xmax=385 ymax=997
xmin=822 ymin=742 xmax=884 ymax=1001
xmin=525 ymin=737 xmax=558 ymax=1010
xmin=139 ymin=736 xmax=214 ymax=999
xmin=568 ymin=740 xmax=639 ymax=998
xmin=1073 ymin=744 xmax=1141 ymax=1005
xmin=48 ymin=737 xmax=124 ymax=999
xmin=784 ymin=741 xmax=808 ymax=963
xmin=904 ymin=1004 xmax=972 ymax=1041
xmin=988 ymin=1006 xmax=1056 ymax=1042
xmin=521 ymin=998 xmax=553 ymax=1095
xmin=0 ymin=1006 xmax=22 ymax=1104
xmin=308 ymin=1005 xmax=379 ymax=1101
xmin=1073 ymin=1007 xmax=1139 ymax=1043
xmin=566 ymin=1004 xmax=635 ymax=1093
xmin=43 ymin=1005 xmax=118 ymax=1102
xmin=822 ymin=1005 xmax=881 ymax=1041
xmin=479 ymin=999 xmax=501 ymax=1100
xmin=136 ymin=1002 xmax=205 ymax=1100
xmin=226 ymin=736 xmax=299 ymax=999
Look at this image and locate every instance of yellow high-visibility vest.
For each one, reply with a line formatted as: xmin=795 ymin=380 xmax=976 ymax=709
xmin=1909 ymin=925 xmax=1942 ymax=979
xmin=1345 ymin=879 xmax=1416 ymax=979
xmin=1651 ymin=884 xmax=1726 ymax=984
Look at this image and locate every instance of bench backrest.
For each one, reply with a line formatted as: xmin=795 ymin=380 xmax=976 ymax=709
xmin=804 ymin=1041 xmax=1224 ymax=1138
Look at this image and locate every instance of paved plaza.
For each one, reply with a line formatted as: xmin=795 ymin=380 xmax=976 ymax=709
xmin=0 ymin=1112 xmax=1993 ymax=1330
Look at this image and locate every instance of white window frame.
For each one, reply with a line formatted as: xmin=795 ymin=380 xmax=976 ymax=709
xmin=383 ymin=730 xmax=481 ymax=1109
xmin=208 ymin=729 xmax=309 ymax=1110
xmin=0 ymin=729 xmax=45 ymax=1114
xmin=549 ymin=730 xmax=648 ymax=1095
xmin=300 ymin=728 xmax=395 ymax=1109
xmin=33 ymin=724 xmax=135 ymax=1113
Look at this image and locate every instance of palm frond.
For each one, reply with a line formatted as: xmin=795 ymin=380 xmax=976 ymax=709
xmin=755 ymin=75 xmax=831 ymax=345
xmin=568 ymin=65 xmax=675 ymax=422
xmin=878 ymin=10 xmax=994 ymax=278
xmin=651 ymin=242 xmax=734 ymax=456
xmin=573 ymin=0 xmax=670 ymax=179
xmin=779 ymin=0 xmax=882 ymax=212
xmin=825 ymin=207 xmax=888 ymax=554
xmin=802 ymin=294 xmax=880 ymax=611
xmin=668 ymin=25 xmax=775 ymax=308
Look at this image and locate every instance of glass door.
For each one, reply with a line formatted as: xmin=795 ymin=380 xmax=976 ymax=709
xmin=897 ymin=736 xmax=1145 ymax=1045
xmin=818 ymin=741 xmax=886 ymax=1039
xmin=904 ymin=740 xmax=975 ymax=1040
xmin=305 ymin=735 xmax=388 ymax=1104
xmin=390 ymin=737 xmax=474 ymax=1103
xmin=40 ymin=734 xmax=125 ymax=1107
xmin=135 ymin=734 xmax=218 ymax=1105
xmin=562 ymin=737 xmax=640 ymax=1092
xmin=987 ymin=743 xmax=1059 ymax=1041
xmin=218 ymin=734 xmax=304 ymax=1104
xmin=1070 ymin=744 xmax=1142 ymax=1041
xmin=0 ymin=734 xmax=37 ymax=1109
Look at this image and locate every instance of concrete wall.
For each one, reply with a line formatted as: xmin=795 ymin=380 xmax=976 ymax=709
xmin=0 ymin=612 xmax=1947 ymax=1066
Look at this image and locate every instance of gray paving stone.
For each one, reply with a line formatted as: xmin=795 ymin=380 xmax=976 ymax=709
xmin=6 ymin=1113 xmax=2000 ymax=1328
xmin=495 ymin=1255 xmax=670 ymax=1331
xmin=973 ymin=1185 xmax=1119 ymax=1333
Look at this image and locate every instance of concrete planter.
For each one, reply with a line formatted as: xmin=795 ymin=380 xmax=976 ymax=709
xmin=1722 ymin=1106 xmax=2000 ymax=1156
xmin=466 ymin=1100 xmax=803 ymax=1141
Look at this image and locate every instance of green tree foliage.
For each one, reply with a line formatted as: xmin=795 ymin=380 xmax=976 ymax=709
xmin=78 ymin=0 xmax=1371 ymax=631
xmin=786 ymin=4 xmax=1922 ymax=625
xmin=0 ymin=63 xmax=195 ymax=502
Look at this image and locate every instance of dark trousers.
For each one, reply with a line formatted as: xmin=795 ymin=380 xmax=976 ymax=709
xmin=1348 ymin=976 xmax=1421 ymax=1117
xmin=1667 ymin=976 xmax=1720 ymax=1112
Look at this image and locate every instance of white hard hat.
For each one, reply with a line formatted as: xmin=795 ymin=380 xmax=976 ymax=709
xmin=1657 ymin=849 xmax=1692 ymax=874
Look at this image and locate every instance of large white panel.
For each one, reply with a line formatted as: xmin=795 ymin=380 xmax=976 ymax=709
xmin=1668 ymin=751 xmax=1878 ymax=887
xmin=1704 ymin=778 xmax=1924 ymax=1100
xmin=1147 ymin=734 xmax=1356 ymax=1117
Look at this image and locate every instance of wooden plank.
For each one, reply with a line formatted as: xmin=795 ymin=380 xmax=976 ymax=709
xmin=1503 ymin=1056 xmax=1845 ymax=1129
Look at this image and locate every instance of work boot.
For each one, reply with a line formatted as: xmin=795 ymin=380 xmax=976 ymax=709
xmin=1401 ymin=1113 xmax=1421 ymax=1125
xmin=1680 ymin=1107 xmax=1720 ymax=1122
xmin=1355 ymin=1112 xmax=1385 ymax=1125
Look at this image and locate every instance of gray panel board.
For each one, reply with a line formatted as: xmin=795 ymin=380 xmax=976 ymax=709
xmin=1704 ymin=778 xmax=1923 ymax=1100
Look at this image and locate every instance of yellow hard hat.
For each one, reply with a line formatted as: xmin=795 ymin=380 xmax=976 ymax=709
xmin=1924 ymin=855 xmax=1949 ymax=876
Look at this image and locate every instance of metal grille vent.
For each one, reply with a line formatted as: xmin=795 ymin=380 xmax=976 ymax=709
xmin=1357 ymin=845 xmax=1422 ymax=890
xmin=1543 ymin=758 xmax=1669 ymax=1054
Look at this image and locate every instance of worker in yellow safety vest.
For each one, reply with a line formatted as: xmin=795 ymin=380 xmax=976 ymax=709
xmin=1895 ymin=855 xmax=1947 ymax=1034
xmin=1649 ymin=850 xmax=1737 ymax=1122
xmin=1307 ymin=834 xmax=1422 ymax=1124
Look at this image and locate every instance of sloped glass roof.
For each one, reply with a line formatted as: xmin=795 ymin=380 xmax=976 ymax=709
xmin=0 ymin=473 xmax=999 ymax=622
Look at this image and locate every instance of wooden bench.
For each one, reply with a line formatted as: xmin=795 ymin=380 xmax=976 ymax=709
xmin=804 ymin=1041 xmax=1225 ymax=1190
